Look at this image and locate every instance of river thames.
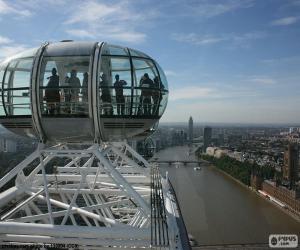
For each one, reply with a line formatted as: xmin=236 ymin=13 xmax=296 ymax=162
xmin=153 ymin=146 xmax=300 ymax=247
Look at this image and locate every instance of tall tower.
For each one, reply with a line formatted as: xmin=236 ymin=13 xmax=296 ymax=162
xmin=188 ymin=116 xmax=193 ymax=144
xmin=203 ymin=126 xmax=212 ymax=152
xmin=283 ymin=143 xmax=299 ymax=187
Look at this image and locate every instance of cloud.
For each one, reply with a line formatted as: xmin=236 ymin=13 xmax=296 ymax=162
xmin=0 ymin=45 xmax=28 ymax=59
xmin=66 ymin=29 xmax=95 ymax=39
xmin=171 ymin=31 xmax=266 ymax=47
xmin=0 ymin=35 xmax=12 ymax=45
xmin=65 ymin=1 xmax=121 ymax=25
xmin=0 ymin=0 xmax=32 ymax=17
xmin=63 ymin=1 xmax=157 ymax=44
xmin=0 ymin=36 xmax=28 ymax=59
xmin=171 ymin=33 xmax=226 ymax=46
xmin=249 ymin=77 xmax=276 ymax=85
xmin=164 ymin=70 xmax=177 ymax=77
xmin=261 ymin=56 xmax=300 ymax=65
xmin=184 ymin=0 xmax=255 ymax=18
xmin=170 ymin=86 xmax=216 ymax=101
xmin=232 ymin=31 xmax=266 ymax=43
xmin=271 ymin=16 xmax=299 ymax=26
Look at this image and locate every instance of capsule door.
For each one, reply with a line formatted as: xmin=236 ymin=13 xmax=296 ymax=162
xmin=38 ymin=44 xmax=94 ymax=142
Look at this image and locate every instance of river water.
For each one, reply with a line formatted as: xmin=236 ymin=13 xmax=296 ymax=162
xmin=154 ymin=146 xmax=300 ymax=246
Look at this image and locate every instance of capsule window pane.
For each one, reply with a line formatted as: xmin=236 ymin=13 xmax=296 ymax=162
xmin=129 ymin=48 xmax=149 ymax=58
xmin=4 ymin=89 xmax=31 ymax=116
xmin=155 ymin=62 xmax=168 ymax=91
xmin=13 ymin=71 xmax=31 ymax=88
xmin=159 ymin=91 xmax=168 ymax=116
xmin=0 ymin=63 xmax=7 ymax=116
xmin=40 ymin=56 xmax=90 ymax=116
xmin=11 ymin=48 xmax=37 ymax=59
xmin=132 ymin=59 xmax=160 ymax=116
xmin=0 ymin=95 xmax=4 ymax=116
xmin=7 ymin=60 xmax=18 ymax=69
xmin=132 ymin=59 xmax=158 ymax=85
xmin=2 ymin=58 xmax=33 ymax=116
xmin=106 ymin=45 xmax=128 ymax=56
xmin=16 ymin=58 xmax=33 ymax=70
xmin=3 ymin=69 xmax=12 ymax=89
xmin=0 ymin=63 xmax=6 ymax=83
xmin=7 ymin=58 xmax=33 ymax=88
xmin=99 ymin=56 xmax=114 ymax=116
xmin=99 ymin=56 xmax=131 ymax=116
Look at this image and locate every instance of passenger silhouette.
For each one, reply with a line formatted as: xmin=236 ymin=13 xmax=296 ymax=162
xmin=100 ymin=73 xmax=113 ymax=115
xmin=45 ymin=68 xmax=60 ymax=115
xmin=63 ymin=75 xmax=71 ymax=107
xmin=114 ymin=74 xmax=127 ymax=115
xmin=140 ymin=73 xmax=153 ymax=115
xmin=68 ymin=69 xmax=81 ymax=101
xmin=66 ymin=69 xmax=81 ymax=113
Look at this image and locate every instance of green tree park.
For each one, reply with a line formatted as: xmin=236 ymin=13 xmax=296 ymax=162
xmin=201 ymin=154 xmax=275 ymax=186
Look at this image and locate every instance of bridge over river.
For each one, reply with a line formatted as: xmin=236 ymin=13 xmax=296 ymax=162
xmin=149 ymin=159 xmax=202 ymax=166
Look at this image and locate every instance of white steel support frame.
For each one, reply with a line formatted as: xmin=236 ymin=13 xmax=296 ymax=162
xmin=0 ymin=142 xmax=183 ymax=249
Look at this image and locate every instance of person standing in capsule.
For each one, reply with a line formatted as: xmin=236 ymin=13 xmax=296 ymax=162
xmin=67 ymin=69 xmax=81 ymax=113
xmin=140 ymin=73 xmax=153 ymax=115
xmin=45 ymin=68 xmax=60 ymax=115
xmin=114 ymin=74 xmax=127 ymax=115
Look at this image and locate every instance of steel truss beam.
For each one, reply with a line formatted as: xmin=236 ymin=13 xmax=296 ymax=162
xmin=0 ymin=142 xmax=185 ymax=249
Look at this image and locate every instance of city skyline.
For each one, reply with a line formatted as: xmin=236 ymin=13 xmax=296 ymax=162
xmin=0 ymin=0 xmax=299 ymax=124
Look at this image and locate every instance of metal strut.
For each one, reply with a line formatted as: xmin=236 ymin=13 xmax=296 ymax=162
xmin=0 ymin=142 xmax=185 ymax=249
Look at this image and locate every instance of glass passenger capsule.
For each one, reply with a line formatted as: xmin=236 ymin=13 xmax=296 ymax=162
xmin=0 ymin=41 xmax=169 ymax=142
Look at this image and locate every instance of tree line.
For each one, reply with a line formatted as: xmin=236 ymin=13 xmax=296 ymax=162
xmin=201 ymin=154 xmax=275 ymax=186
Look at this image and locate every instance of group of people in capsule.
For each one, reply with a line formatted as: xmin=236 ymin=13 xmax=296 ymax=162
xmin=44 ymin=68 xmax=163 ymax=116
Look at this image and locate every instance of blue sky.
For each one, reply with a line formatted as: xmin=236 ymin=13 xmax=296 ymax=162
xmin=0 ymin=0 xmax=299 ymax=124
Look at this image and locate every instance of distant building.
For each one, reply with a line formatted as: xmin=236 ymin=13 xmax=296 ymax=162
xmin=203 ymin=126 xmax=212 ymax=152
xmin=218 ymin=133 xmax=224 ymax=146
xmin=262 ymin=180 xmax=300 ymax=215
xmin=188 ymin=116 xmax=193 ymax=144
xmin=289 ymin=127 xmax=299 ymax=134
xmin=206 ymin=146 xmax=217 ymax=156
xmin=283 ymin=143 xmax=299 ymax=186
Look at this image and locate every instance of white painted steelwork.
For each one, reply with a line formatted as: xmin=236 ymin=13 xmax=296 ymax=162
xmin=0 ymin=142 xmax=185 ymax=249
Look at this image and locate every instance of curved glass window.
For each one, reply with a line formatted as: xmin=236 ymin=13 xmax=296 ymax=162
xmin=155 ymin=62 xmax=168 ymax=90
xmin=98 ymin=44 xmax=168 ymax=118
xmin=102 ymin=44 xmax=129 ymax=56
xmin=132 ymin=59 xmax=160 ymax=116
xmin=0 ymin=62 xmax=7 ymax=116
xmin=99 ymin=56 xmax=131 ymax=116
xmin=129 ymin=48 xmax=149 ymax=58
xmin=154 ymin=62 xmax=169 ymax=116
xmin=40 ymin=56 xmax=90 ymax=116
xmin=2 ymin=48 xmax=37 ymax=65
xmin=2 ymin=58 xmax=33 ymax=116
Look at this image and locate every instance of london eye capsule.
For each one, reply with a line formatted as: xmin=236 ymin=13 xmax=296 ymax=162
xmin=0 ymin=41 xmax=169 ymax=142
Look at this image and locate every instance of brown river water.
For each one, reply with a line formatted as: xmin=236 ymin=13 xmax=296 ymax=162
xmin=154 ymin=146 xmax=300 ymax=247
